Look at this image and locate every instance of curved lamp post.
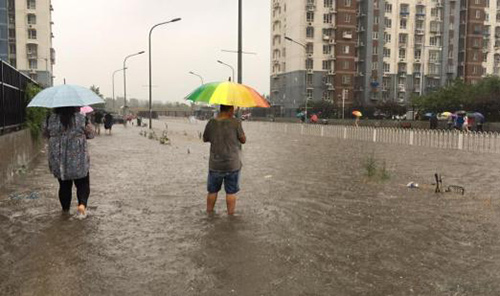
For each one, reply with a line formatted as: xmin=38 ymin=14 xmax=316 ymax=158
xmin=148 ymin=18 xmax=182 ymax=129
xmin=217 ymin=60 xmax=235 ymax=82
xmin=112 ymin=67 xmax=127 ymax=110
xmin=189 ymin=71 xmax=204 ymax=85
xmin=123 ymin=51 xmax=145 ymax=113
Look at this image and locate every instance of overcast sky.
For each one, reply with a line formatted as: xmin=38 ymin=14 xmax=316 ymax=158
xmin=51 ymin=0 xmax=271 ymax=103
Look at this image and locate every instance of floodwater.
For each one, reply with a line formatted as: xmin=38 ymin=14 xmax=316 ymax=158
xmin=1 ymin=118 xmax=500 ymax=295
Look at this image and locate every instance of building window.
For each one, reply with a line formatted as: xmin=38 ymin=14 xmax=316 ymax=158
xmin=383 ymin=63 xmax=390 ymax=73
xmin=306 ymin=59 xmax=313 ymax=69
xmin=307 ymin=12 xmax=314 ymax=22
xmin=374 ymin=17 xmax=379 ymax=25
xmin=324 ymin=13 xmax=332 ymax=24
xmin=400 ymin=19 xmax=407 ymax=29
xmin=342 ymin=45 xmax=350 ymax=54
xmin=383 ymin=48 xmax=391 ymax=58
xmin=414 ymin=49 xmax=421 ymax=60
xmin=373 ymin=32 xmax=378 ymax=40
xmin=385 ymin=17 xmax=391 ymax=28
xmin=343 ymin=60 xmax=350 ymax=69
xmin=306 ymin=43 xmax=314 ymax=54
xmin=27 ymin=14 xmax=36 ymax=25
xmin=373 ymin=46 xmax=378 ymax=55
xmin=344 ymin=0 xmax=351 ymax=7
xmin=29 ymin=59 xmax=37 ymax=69
xmin=306 ymin=89 xmax=313 ymax=99
xmin=399 ymin=48 xmax=406 ymax=59
xmin=306 ymin=27 xmax=314 ymax=38
xmin=342 ymin=75 xmax=351 ymax=85
xmin=473 ymin=51 xmax=478 ymax=61
xmin=322 ymin=60 xmax=332 ymax=70
xmin=476 ymin=10 xmax=481 ymax=19
xmin=28 ymin=29 xmax=37 ymax=39
xmin=345 ymin=14 xmax=351 ymax=23
xmin=384 ymin=33 xmax=391 ymax=43
xmin=324 ymin=0 xmax=333 ymax=8
xmin=323 ymin=45 xmax=331 ymax=54
xmin=27 ymin=0 xmax=36 ymax=9
xmin=385 ymin=3 xmax=392 ymax=13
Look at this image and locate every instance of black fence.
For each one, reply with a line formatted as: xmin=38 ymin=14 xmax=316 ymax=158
xmin=0 ymin=61 xmax=37 ymax=134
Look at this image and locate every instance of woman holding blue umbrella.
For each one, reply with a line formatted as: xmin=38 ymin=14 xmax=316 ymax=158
xmin=30 ymin=84 xmax=103 ymax=218
xmin=44 ymin=107 xmax=95 ymax=217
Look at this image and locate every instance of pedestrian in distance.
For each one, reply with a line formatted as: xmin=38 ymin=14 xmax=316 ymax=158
xmin=94 ymin=110 xmax=103 ymax=135
xmin=104 ymin=112 xmax=114 ymax=135
xmin=43 ymin=107 xmax=95 ymax=218
xmin=203 ymin=105 xmax=246 ymax=215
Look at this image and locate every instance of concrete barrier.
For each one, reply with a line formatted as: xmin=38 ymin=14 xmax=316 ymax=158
xmin=0 ymin=129 xmax=43 ymax=188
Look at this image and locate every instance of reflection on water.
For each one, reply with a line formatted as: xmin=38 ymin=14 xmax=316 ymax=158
xmin=1 ymin=118 xmax=500 ymax=295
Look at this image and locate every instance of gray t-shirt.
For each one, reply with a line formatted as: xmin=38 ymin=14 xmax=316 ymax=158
xmin=203 ymin=118 xmax=245 ymax=172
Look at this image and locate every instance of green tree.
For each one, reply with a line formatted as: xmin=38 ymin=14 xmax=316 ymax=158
xmin=24 ymin=83 xmax=47 ymax=139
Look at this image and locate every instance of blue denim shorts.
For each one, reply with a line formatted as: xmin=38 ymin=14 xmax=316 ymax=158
xmin=207 ymin=170 xmax=240 ymax=194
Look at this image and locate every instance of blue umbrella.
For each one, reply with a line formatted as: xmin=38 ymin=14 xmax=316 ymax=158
xmin=27 ymin=84 xmax=104 ymax=108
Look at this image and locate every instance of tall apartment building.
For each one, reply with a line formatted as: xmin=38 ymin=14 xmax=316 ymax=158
xmin=1 ymin=0 xmax=55 ymax=87
xmin=270 ymin=0 xmax=357 ymax=116
xmin=272 ymin=0 xmax=500 ymax=114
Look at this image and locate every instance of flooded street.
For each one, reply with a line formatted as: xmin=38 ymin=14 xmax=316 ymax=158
xmin=1 ymin=118 xmax=500 ymax=295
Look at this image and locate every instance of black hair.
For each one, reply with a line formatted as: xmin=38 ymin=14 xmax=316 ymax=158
xmin=54 ymin=107 xmax=78 ymax=129
xmin=220 ymin=105 xmax=234 ymax=113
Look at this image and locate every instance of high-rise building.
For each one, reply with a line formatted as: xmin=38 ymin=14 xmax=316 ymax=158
xmin=271 ymin=0 xmax=500 ymax=114
xmin=1 ymin=0 xmax=55 ymax=87
xmin=270 ymin=0 xmax=357 ymax=117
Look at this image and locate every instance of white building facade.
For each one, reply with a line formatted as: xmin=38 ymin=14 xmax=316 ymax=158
xmin=8 ymin=0 xmax=54 ymax=87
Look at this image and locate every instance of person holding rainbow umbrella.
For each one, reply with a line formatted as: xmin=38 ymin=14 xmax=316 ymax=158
xmin=186 ymin=81 xmax=269 ymax=215
xmin=352 ymin=110 xmax=362 ymax=127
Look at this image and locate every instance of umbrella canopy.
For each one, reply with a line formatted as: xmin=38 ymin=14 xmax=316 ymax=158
xmin=352 ymin=110 xmax=362 ymax=117
xmin=473 ymin=112 xmax=485 ymax=120
xmin=27 ymin=84 xmax=104 ymax=108
xmin=455 ymin=110 xmax=466 ymax=115
xmin=185 ymin=81 xmax=270 ymax=108
xmin=80 ymin=106 xmax=93 ymax=115
xmin=441 ymin=112 xmax=452 ymax=117
xmin=424 ymin=112 xmax=434 ymax=117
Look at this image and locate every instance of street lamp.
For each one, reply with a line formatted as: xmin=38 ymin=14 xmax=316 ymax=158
xmin=189 ymin=71 xmax=204 ymax=85
xmin=148 ymin=17 xmax=182 ymax=129
xmin=285 ymin=36 xmax=309 ymax=123
xmin=217 ymin=60 xmax=235 ymax=82
xmin=112 ymin=67 xmax=127 ymax=111
xmin=123 ymin=50 xmax=145 ymax=114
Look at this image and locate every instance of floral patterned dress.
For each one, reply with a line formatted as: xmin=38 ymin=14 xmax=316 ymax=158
xmin=44 ymin=113 xmax=94 ymax=181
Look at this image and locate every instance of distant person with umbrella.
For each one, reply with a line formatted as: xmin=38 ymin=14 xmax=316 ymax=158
xmin=475 ymin=112 xmax=485 ymax=132
xmin=104 ymin=112 xmax=114 ymax=135
xmin=28 ymin=84 xmax=103 ymax=218
xmin=93 ymin=110 xmax=104 ymax=135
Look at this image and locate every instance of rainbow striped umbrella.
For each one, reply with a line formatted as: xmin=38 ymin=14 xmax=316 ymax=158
xmin=186 ymin=81 xmax=270 ymax=108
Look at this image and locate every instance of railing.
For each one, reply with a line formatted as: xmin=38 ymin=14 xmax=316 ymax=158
xmin=245 ymin=122 xmax=500 ymax=154
xmin=0 ymin=60 xmax=37 ymax=134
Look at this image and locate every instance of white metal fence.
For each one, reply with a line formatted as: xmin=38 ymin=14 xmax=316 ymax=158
xmin=245 ymin=122 xmax=500 ymax=154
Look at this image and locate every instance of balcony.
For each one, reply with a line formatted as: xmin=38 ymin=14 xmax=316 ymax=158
xmin=342 ymin=31 xmax=353 ymax=39
xmin=27 ymin=52 xmax=37 ymax=59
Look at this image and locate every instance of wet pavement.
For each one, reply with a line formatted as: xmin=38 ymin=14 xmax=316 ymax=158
xmin=1 ymin=118 xmax=500 ymax=295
